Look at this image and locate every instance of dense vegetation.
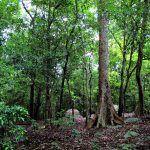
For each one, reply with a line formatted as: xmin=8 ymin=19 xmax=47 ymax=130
xmin=0 ymin=0 xmax=149 ymax=149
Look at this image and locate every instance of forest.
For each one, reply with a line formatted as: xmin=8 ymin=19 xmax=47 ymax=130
xmin=0 ymin=0 xmax=150 ymax=149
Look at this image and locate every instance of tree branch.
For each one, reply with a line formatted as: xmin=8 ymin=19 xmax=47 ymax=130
xmin=22 ymin=0 xmax=33 ymax=20
xmin=108 ymin=28 xmax=122 ymax=50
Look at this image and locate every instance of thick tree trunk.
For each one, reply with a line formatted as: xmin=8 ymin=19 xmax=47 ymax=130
xmin=96 ymin=0 xmax=123 ymax=127
xmin=97 ymin=14 xmax=113 ymax=126
xmin=34 ymin=86 xmax=42 ymax=120
xmin=29 ymin=79 xmax=35 ymax=118
xmin=135 ymin=0 xmax=149 ymax=116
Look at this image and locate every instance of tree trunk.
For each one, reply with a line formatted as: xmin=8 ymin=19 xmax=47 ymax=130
xmin=82 ymin=67 xmax=85 ymax=116
xmin=123 ymin=18 xmax=139 ymax=112
xmin=29 ymin=79 xmax=35 ymax=118
xmin=67 ymin=79 xmax=74 ymax=121
xmin=135 ymin=0 xmax=149 ymax=116
xmin=118 ymin=35 xmax=126 ymax=117
xmin=89 ymin=61 xmax=92 ymax=116
xmin=34 ymin=86 xmax=42 ymax=120
xmin=96 ymin=0 xmax=123 ymax=127
xmin=45 ymin=76 xmax=51 ymax=120
xmin=85 ymin=66 xmax=89 ymax=125
xmin=59 ymin=53 xmax=69 ymax=111
xmin=59 ymin=0 xmax=78 ymax=111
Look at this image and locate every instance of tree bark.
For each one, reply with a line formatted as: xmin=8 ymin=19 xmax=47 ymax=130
xmin=29 ymin=79 xmax=35 ymax=118
xmin=85 ymin=66 xmax=89 ymax=125
xmin=59 ymin=0 xmax=78 ymax=111
xmin=34 ymin=86 xmax=42 ymax=120
xmin=118 ymin=34 xmax=126 ymax=117
xmin=89 ymin=60 xmax=92 ymax=116
xmin=45 ymin=75 xmax=51 ymax=120
xmin=82 ymin=67 xmax=85 ymax=116
xmin=96 ymin=0 xmax=123 ymax=127
xmin=135 ymin=0 xmax=149 ymax=116
xmin=59 ymin=53 xmax=69 ymax=111
xmin=67 ymin=79 xmax=74 ymax=121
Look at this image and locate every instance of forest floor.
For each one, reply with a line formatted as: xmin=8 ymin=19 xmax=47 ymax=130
xmin=17 ymin=115 xmax=150 ymax=150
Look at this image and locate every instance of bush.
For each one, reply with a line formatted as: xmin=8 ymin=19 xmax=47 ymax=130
xmin=51 ymin=117 xmax=75 ymax=127
xmin=0 ymin=102 xmax=29 ymax=149
xmin=125 ymin=118 xmax=142 ymax=123
xmin=71 ymin=128 xmax=81 ymax=137
xmin=124 ymin=131 xmax=139 ymax=138
xmin=51 ymin=141 xmax=60 ymax=150
xmin=119 ymin=143 xmax=136 ymax=150
xmin=91 ymin=139 xmax=100 ymax=150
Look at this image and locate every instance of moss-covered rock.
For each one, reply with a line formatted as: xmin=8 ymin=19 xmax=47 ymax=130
xmin=124 ymin=131 xmax=139 ymax=138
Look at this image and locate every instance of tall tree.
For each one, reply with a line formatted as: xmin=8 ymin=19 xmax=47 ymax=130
xmin=97 ymin=0 xmax=123 ymax=127
xmin=135 ymin=0 xmax=149 ymax=116
xmin=59 ymin=0 xmax=78 ymax=111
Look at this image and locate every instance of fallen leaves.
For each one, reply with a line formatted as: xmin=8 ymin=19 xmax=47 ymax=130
xmin=16 ymin=115 xmax=150 ymax=150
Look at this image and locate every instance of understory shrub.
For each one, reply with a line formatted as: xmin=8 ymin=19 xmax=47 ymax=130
xmin=0 ymin=102 xmax=29 ymax=149
xmin=119 ymin=143 xmax=136 ymax=150
xmin=71 ymin=128 xmax=81 ymax=137
xmin=51 ymin=117 xmax=75 ymax=127
xmin=124 ymin=131 xmax=139 ymax=138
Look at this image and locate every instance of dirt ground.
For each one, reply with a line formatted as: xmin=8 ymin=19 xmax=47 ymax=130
xmin=16 ymin=115 xmax=150 ymax=150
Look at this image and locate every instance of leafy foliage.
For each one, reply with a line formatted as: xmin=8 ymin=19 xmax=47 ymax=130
xmin=124 ymin=131 xmax=139 ymax=138
xmin=119 ymin=143 xmax=136 ymax=150
xmin=125 ymin=118 xmax=142 ymax=123
xmin=0 ymin=102 xmax=29 ymax=149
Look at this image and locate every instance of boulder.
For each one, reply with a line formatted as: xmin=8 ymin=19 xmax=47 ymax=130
xmin=114 ymin=104 xmax=119 ymax=112
xmin=65 ymin=109 xmax=86 ymax=126
xmin=65 ymin=109 xmax=80 ymax=117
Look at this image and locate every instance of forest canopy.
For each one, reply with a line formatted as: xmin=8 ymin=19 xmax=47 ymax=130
xmin=0 ymin=0 xmax=149 ymax=125
xmin=0 ymin=0 xmax=150 ymax=149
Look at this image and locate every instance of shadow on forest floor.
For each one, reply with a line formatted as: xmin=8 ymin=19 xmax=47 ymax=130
xmin=16 ymin=115 xmax=150 ymax=150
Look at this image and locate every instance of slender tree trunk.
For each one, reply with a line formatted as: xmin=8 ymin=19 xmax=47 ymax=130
xmin=67 ymin=79 xmax=74 ymax=121
xmin=118 ymin=35 xmax=126 ymax=116
xmin=45 ymin=75 xmax=51 ymax=120
xmin=135 ymin=0 xmax=149 ymax=116
xmin=82 ymin=67 xmax=85 ymax=116
xmin=89 ymin=61 xmax=92 ymax=116
xmin=85 ymin=66 xmax=89 ymax=125
xmin=59 ymin=0 xmax=78 ymax=111
xmin=124 ymin=64 xmax=137 ymax=112
xmin=34 ymin=86 xmax=42 ymax=120
xmin=29 ymin=79 xmax=35 ymax=118
xmin=123 ymin=19 xmax=139 ymax=112
xmin=59 ymin=53 xmax=69 ymax=111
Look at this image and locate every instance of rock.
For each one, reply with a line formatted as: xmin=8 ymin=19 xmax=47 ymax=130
xmin=65 ymin=109 xmax=86 ymax=126
xmin=75 ymin=115 xmax=86 ymax=124
xmin=124 ymin=112 xmax=135 ymax=118
xmin=125 ymin=117 xmax=142 ymax=123
xmin=65 ymin=109 xmax=80 ymax=117
xmin=113 ymin=104 xmax=119 ymax=111
xmin=124 ymin=131 xmax=139 ymax=138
